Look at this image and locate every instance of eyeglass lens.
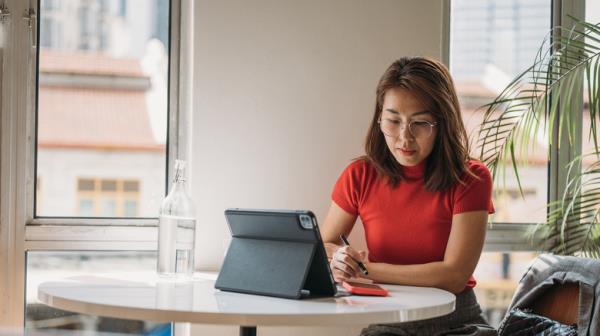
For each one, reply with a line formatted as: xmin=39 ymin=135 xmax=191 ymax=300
xmin=380 ymin=119 xmax=434 ymax=138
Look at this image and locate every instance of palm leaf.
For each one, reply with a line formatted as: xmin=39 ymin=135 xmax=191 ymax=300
xmin=531 ymin=153 xmax=600 ymax=257
xmin=477 ymin=18 xmax=600 ymax=256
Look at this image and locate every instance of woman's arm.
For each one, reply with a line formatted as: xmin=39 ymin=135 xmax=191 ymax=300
xmin=321 ymin=202 xmax=369 ymax=280
xmin=321 ymin=202 xmax=357 ymax=256
xmin=365 ymin=210 xmax=488 ymax=294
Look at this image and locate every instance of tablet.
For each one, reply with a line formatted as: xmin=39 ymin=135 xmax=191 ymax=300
xmin=215 ymin=209 xmax=337 ymax=299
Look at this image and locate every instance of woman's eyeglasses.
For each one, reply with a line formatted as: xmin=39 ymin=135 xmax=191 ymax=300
xmin=378 ymin=118 xmax=437 ymax=139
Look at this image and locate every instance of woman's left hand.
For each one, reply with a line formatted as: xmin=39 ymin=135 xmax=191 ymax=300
xmin=330 ymin=245 xmax=367 ymax=282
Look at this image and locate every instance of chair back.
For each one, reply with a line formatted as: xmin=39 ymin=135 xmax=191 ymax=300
xmin=503 ymin=254 xmax=600 ymax=335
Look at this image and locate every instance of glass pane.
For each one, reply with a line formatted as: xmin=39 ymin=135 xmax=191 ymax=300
xmin=450 ymin=0 xmax=551 ymax=223
xmin=36 ymin=0 xmax=170 ymax=218
xmin=77 ymin=179 xmax=95 ymax=191
xmin=474 ymin=252 xmax=538 ymax=328
xmin=579 ymin=2 xmax=600 ymax=243
xmin=101 ymin=180 xmax=117 ymax=192
xmin=584 ymin=2 xmax=600 ymax=159
xmin=123 ymin=180 xmax=139 ymax=192
xmin=25 ymin=251 xmax=169 ymax=334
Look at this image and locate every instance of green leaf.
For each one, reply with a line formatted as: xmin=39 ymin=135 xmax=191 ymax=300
xmin=476 ymin=18 xmax=600 ymax=256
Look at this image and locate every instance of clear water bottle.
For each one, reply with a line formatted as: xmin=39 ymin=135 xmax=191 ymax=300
xmin=157 ymin=160 xmax=196 ymax=278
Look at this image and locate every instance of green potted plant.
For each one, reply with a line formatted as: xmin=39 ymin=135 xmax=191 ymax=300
xmin=477 ymin=18 xmax=600 ymax=257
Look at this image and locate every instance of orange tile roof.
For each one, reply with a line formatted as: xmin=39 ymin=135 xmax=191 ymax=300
xmin=38 ymin=86 xmax=163 ymax=151
xmin=37 ymin=50 xmax=163 ymax=150
xmin=456 ymin=81 xmax=497 ymax=98
xmin=39 ymin=49 xmax=145 ymax=77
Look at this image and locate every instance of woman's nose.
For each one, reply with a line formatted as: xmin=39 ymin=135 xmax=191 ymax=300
xmin=398 ymin=123 xmax=413 ymax=141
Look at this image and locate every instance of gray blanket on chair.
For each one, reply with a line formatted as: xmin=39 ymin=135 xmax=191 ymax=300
xmin=506 ymin=254 xmax=600 ymax=336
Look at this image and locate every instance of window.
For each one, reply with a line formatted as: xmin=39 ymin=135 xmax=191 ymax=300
xmin=27 ymin=0 xmax=179 ymax=330
xmin=76 ymin=178 xmax=140 ymax=217
xmin=25 ymin=251 xmax=168 ymax=333
xmin=450 ymin=0 xmax=551 ymax=224
xmin=450 ymin=0 xmax=552 ymax=327
xmin=29 ymin=0 xmax=174 ymax=330
xmin=583 ymin=1 xmax=600 ymax=170
xmin=450 ymin=0 xmax=588 ymax=327
xmin=0 ymin=0 xmax=188 ymax=330
xmin=36 ymin=0 xmax=169 ymax=218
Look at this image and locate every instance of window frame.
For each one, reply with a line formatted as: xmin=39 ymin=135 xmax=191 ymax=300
xmin=0 ymin=0 xmax=195 ymax=326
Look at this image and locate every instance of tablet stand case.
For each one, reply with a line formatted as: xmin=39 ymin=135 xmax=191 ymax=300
xmin=215 ymin=209 xmax=337 ymax=299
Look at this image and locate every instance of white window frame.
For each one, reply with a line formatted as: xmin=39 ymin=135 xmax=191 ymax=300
xmin=443 ymin=0 xmax=586 ymax=252
xmin=0 ymin=0 xmax=195 ymax=326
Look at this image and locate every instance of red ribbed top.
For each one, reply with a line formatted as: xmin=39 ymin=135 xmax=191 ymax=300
xmin=332 ymin=159 xmax=494 ymax=288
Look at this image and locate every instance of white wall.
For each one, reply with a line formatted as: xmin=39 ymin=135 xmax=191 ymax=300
xmin=190 ymin=1 xmax=444 ymax=333
xmin=192 ymin=0 xmax=444 ymax=268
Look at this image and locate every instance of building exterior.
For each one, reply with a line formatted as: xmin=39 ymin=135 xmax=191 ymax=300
xmin=40 ymin=0 xmax=168 ymax=58
xmin=37 ymin=50 xmax=166 ymax=217
xmin=451 ymin=0 xmax=551 ymax=82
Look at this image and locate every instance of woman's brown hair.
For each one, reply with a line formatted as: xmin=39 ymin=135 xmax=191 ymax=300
xmin=363 ymin=56 xmax=473 ymax=191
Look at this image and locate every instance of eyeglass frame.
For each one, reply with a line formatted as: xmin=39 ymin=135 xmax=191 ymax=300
xmin=377 ymin=117 xmax=438 ymax=139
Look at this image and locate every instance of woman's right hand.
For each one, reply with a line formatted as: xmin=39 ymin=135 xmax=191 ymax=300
xmin=330 ymin=245 xmax=367 ymax=282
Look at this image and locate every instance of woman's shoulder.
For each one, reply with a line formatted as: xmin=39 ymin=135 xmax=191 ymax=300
xmin=467 ymin=159 xmax=490 ymax=175
xmin=465 ymin=160 xmax=492 ymax=178
xmin=452 ymin=160 xmax=495 ymax=213
xmin=339 ymin=157 xmax=377 ymax=179
xmin=347 ymin=157 xmax=370 ymax=168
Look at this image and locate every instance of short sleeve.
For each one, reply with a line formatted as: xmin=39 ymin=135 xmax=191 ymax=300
xmin=453 ymin=161 xmax=495 ymax=215
xmin=331 ymin=161 xmax=365 ymax=216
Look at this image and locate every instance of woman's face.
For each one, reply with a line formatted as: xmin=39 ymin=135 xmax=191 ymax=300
xmin=379 ymin=88 xmax=437 ymax=167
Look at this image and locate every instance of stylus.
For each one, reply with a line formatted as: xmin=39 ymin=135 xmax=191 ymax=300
xmin=339 ymin=234 xmax=369 ymax=275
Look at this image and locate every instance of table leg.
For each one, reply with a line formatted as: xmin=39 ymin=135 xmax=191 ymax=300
xmin=239 ymin=326 xmax=257 ymax=336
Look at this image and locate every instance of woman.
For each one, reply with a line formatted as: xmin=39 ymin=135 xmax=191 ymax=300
xmin=322 ymin=57 xmax=497 ymax=336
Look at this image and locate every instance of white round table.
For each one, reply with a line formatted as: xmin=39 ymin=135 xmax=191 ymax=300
xmin=38 ymin=273 xmax=455 ymax=336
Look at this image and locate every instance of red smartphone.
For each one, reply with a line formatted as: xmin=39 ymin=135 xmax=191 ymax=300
xmin=342 ymin=281 xmax=389 ymax=296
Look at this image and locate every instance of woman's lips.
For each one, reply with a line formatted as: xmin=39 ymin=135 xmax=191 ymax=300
xmin=398 ymin=148 xmax=416 ymax=156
